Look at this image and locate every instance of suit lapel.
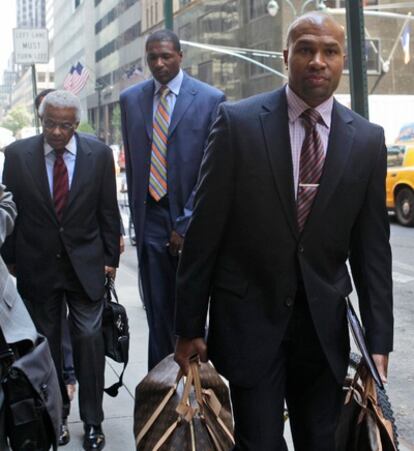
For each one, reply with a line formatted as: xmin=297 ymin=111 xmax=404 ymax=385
xmin=168 ymin=75 xmax=196 ymax=138
xmin=304 ymin=101 xmax=355 ymax=233
xmin=138 ymin=81 xmax=154 ymax=139
xmin=64 ymin=134 xmax=92 ymax=217
xmin=25 ymin=135 xmax=56 ymax=215
xmin=260 ymin=89 xmax=299 ymax=239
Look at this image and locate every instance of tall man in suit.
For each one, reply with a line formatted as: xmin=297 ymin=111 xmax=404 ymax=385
xmin=2 ymin=90 xmax=120 ymax=450
xmin=175 ymin=12 xmax=393 ymax=450
xmin=120 ymin=29 xmax=225 ymax=370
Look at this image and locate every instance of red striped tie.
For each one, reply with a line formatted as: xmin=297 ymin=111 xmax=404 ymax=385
xmin=53 ymin=149 xmax=69 ymax=221
xmin=297 ymin=109 xmax=325 ymax=232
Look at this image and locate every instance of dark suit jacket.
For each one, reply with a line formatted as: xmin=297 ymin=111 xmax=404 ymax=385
xmin=120 ymin=73 xmax=225 ymax=258
xmin=175 ymin=88 xmax=393 ymax=387
xmin=2 ymin=133 xmax=120 ymax=302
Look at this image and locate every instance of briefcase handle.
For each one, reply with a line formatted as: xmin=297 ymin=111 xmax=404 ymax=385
xmin=105 ymin=275 xmax=119 ymax=304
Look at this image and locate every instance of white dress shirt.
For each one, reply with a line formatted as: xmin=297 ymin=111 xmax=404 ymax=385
xmin=152 ymin=69 xmax=184 ymax=124
xmin=285 ymin=85 xmax=334 ymax=198
xmin=44 ymin=134 xmax=77 ymax=196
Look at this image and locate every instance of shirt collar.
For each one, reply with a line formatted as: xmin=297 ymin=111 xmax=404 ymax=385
xmin=154 ymin=69 xmax=183 ymax=97
xmin=44 ymin=134 xmax=77 ymax=156
xmin=285 ymin=84 xmax=333 ymax=129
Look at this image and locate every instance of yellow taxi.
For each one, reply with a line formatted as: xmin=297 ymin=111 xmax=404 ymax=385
xmin=386 ymin=144 xmax=414 ymax=226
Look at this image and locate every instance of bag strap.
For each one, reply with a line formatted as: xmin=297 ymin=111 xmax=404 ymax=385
xmin=104 ymin=335 xmax=129 ymax=397
xmin=103 ymin=276 xmax=127 ymax=397
xmin=105 ymin=275 xmax=119 ymax=304
xmin=136 ymin=370 xmax=184 ymax=446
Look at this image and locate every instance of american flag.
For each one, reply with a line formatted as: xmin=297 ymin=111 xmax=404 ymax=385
xmin=63 ymin=62 xmax=90 ymax=94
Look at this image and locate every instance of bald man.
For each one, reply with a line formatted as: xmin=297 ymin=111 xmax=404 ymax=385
xmin=174 ymin=12 xmax=393 ymax=450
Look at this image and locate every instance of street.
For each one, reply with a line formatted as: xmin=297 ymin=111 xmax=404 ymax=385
xmin=387 ymin=218 xmax=414 ymax=446
xmin=63 ymin=217 xmax=414 ymax=450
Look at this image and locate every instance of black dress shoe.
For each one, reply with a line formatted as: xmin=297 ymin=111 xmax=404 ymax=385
xmin=58 ymin=418 xmax=70 ymax=446
xmin=83 ymin=424 xmax=105 ymax=450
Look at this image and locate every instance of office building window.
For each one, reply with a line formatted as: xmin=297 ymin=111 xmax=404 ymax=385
xmin=95 ymin=23 xmax=141 ymax=62
xmin=249 ymin=0 xmax=267 ymax=20
xmin=95 ymin=0 xmax=139 ymax=35
xmin=249 ymin=42 xmax=270 ymax=77
xmin=198 ymin=60 xmax=213 ymax=85
xmin=74 ymin=0 xmax=82 ymax=8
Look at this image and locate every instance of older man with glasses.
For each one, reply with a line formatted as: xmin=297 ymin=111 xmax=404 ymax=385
xmin=2 ymin=90 xmax=120 ymax=450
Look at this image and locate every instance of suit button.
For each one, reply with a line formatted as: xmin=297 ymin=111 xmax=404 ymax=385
xmin=285 ymin=297 xmax=294 ymax=308
xmin=56 ymin=253 xmax=61 ymax=259
xmin=59 ymin=227 xmax=64 ymax=233
xmin=298 ymin=245 xmax=304 ymax=253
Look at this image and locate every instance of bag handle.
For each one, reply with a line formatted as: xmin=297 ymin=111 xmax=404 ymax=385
xmin=103 ymin=275 xmax=127 ymax=397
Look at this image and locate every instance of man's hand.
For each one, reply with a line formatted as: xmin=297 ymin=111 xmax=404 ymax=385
xmin=174 ymin=337 xmax=208 ymax=375
xmin=7 ymin=264 xmax=16 ymax=277
xmin=168 ymin=230 xmax=184 ymax=257
xmin=372 ymin=353 xmax=389 ymax=383
xmin=105 ymin=266 xmax=117 ymax=279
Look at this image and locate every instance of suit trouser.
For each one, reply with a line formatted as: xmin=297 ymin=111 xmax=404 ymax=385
xmin=24 ymin=255 xmax=105 ymax=425
xmin=140 ymin=196 xmax=178 ymax=370
xmin=229 ymin=288 xmax=343 ymax=451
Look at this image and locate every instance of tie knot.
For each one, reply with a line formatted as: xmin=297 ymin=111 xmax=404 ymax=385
xmin=159 ymin=85 xmax=170 ymax=97
xmin=301 ymin=109 xmax=321 ymax=129
xmin=55 ymin=149 xmax=66 ymax=157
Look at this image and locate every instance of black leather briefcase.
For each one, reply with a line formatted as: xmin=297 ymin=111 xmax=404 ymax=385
xmin=102 ymin=276 xmax=129 ymax=397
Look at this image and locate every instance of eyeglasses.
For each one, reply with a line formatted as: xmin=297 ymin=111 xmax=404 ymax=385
xmin=42 ymin=120 xmax=76 ymax=131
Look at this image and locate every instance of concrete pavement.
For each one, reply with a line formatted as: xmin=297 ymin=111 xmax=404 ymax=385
xmin=63 ymin=242 xmax=412 ymax=451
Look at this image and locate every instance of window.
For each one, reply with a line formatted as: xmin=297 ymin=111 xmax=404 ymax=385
xmin=198 ymin=60 xmax=213 ymax=85
xmin=95 ymin=23 xmax=140 ymax=62
xmin=249 ymin=43 xmax=270 ymax=77
xmin=37 ymin=72 xmax=46 ymax=82
xmin=344 ymin=38 xmax=381 ymax=75
xmin=387 ymin=145 xmax=405 ymax=167
xmin=178 ymin=23 xmax=192 ymax=41
xmin=249 ymin=0 xmax=267 ymax=20
xmin=74 ymin=0 xmax=81 ymax=8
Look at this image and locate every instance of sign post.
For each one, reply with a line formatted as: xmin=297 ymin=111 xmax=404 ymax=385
xmin=13 ymin=28 xmax=49 ymax=134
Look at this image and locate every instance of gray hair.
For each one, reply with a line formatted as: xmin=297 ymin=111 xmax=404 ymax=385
xmin=38 ymin=90 xmax=82 ymax=122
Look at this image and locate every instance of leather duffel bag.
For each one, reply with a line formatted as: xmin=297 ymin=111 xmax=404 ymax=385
xmin=134 ymin=355 xmax=234 ymax=451
xmin=336 ymin=355 xmax=399 ymax=451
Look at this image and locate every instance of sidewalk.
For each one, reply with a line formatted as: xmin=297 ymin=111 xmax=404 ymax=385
xmin=64 ymin=244 xmax=413 ymax=451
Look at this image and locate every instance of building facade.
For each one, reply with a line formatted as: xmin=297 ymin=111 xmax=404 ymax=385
xmin=17 ymin=0 xmax=46 ymax=28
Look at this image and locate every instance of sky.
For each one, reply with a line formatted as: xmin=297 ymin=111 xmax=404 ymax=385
xmin=0 ymin=2 xmax=16 ymax=81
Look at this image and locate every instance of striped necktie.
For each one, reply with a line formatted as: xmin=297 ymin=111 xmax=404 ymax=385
xmin=53 ymin=149 xmax=69 ymax=221
xmin=149 ymin=85 xmax=170 ymax=201
xmin=297 ymin=108 xmax=325 ymax=232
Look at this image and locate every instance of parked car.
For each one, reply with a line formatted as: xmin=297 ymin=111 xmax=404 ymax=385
xmin=386 ymin=144 xmax=414 ymax=226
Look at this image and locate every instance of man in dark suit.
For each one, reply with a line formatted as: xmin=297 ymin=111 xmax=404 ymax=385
xmin=3 ymin=90 xmax=120 ymax=450
xmin=175 ymin=12 xmax=393 ymax=450
xmin=120 ymin=29 xmax=225 ymax=370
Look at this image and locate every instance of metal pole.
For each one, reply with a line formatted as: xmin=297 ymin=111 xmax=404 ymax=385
xmin=164 ymin=0 xmax=173 ymax=30
xmin=31 ymin=64 xmax=40 ymax=134
xmin=345 ymin=0 xmax=369 ymax=119
xmin=96 ymin=83 xmax=102 ymax=140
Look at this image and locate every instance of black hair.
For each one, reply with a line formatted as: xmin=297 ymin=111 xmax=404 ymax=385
xmin=35 ymin=88 xmax=56 ymax=111
xmin=145 ymin=29 xmax=181 ymax=53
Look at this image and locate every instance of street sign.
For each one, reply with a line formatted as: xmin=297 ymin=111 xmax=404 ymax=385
xmin=13 ymin=28 xmax=49 ymax=64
